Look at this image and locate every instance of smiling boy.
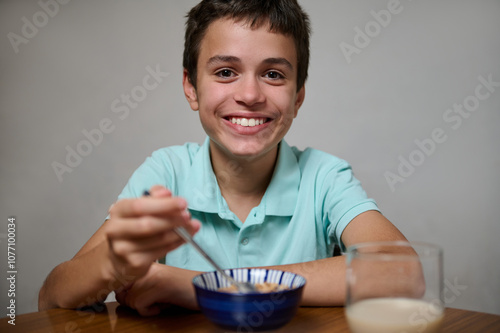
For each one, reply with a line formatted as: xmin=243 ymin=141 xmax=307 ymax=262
xmin=39 ymin=0 xmax=406 ymax=316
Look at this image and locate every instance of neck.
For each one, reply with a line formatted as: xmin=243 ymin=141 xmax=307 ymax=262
xmin=209 ymin=143 xmax=279 ymax=198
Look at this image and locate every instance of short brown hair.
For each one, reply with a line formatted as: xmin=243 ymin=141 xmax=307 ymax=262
xmin=183 ymin=0 xmax=311 ymax=92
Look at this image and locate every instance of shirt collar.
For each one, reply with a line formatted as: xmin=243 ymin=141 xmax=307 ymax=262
xmin=185 ymin=137 xmax=300 ymax=217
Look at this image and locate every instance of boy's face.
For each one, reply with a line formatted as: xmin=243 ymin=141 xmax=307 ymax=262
xmin=183 ymin=18 xmax=305 ymax=163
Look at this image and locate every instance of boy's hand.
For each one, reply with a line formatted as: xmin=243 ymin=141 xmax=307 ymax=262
xmin=115 ymin=263 xmax=200 ymax=316
xmin=104 ymin=185 xmax=200 ymax=283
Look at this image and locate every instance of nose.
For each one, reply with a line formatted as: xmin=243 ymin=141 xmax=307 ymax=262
xmin=233 ymin=76 xmax=266 ymax=107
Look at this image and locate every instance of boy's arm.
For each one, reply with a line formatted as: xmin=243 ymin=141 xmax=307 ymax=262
xmin=38 ymin=228 xmax=120 ymax=311
xmin=265 ymin=210 xmax=407 ymax=306
xmin=38 ymin=186 xmax=200 ymax=311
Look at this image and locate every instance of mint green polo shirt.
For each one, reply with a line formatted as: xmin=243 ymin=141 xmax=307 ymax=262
xmin=117 ymin=137 xmax=379 ymax=271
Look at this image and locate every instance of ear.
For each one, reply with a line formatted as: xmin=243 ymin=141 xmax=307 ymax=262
xmin=183 ymin=69 xmax=199 ymax=111
xmin=293 ymin=85 xmax=305 ymax=118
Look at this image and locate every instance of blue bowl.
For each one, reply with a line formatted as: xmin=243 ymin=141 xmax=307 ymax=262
xmin=193 ymin=268 xmax=306 ymax=331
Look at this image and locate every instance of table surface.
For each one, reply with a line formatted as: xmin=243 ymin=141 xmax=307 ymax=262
xmin=2 ymin=302 xmax=500 ymax=332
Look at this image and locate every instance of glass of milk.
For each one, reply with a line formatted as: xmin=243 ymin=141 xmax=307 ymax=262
xmin=345 ymin=241 xmax=444 ymax=333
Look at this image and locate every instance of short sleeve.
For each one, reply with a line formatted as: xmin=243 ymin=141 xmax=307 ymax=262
xmin=322 ymin=161 xmax=379 ymax=251
xmin=117 ymin=150 xmax=175 ymax=200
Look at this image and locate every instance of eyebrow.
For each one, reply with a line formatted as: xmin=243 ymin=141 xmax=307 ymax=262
xmin=262 ymin=57 xmax=294 ymax=71
xmin=207 ymin=55 xmax=241 ymax=66
xmin=206 ymin=55 xmax=293 ymax=71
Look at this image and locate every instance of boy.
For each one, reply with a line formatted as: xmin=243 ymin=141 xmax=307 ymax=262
xmin=39 ymin=0 xmax=406 ymax=316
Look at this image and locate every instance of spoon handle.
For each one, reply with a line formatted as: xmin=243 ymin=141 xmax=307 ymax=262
xmin=142 ymin=190 xmax=243 ymax=289
xmin=174 ymin=227 xmax=239 ymax=285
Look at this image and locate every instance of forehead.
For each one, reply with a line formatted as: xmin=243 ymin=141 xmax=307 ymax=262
xmin=198 ymin=18 xmax=297 ymax=68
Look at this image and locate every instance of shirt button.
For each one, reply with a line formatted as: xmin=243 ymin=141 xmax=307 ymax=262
xmin=241 ymin=238 xmax=249 ymax=245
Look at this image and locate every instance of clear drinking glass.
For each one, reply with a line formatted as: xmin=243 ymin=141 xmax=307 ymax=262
xmin=345 ymin=241 xmax=444 ymax=333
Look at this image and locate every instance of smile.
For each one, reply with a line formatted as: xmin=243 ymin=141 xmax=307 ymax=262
xmin=228 ymin=117 xmax=268 ymax=127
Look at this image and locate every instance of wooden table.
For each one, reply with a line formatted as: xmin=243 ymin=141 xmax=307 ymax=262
xmin=2 ymin=302 xmax=500 ymax=332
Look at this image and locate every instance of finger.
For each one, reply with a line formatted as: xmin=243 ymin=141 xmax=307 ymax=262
xmin=125 ymin=283 xmax=165 ymax=316
xmin=115 ymin=290 xmax=127 ymax=305
xmin=111 ymin=229 xmax=186 ymax=256
xmin=178 ymin=209 xmax=201 ymax=231
xmin=137 ymin=304 xmax=161 ymax=317
xmin=148 ymin=185 xmax=172 ymax=197
xmin=192 ymin=219 xmax=201 ymax=233
xmin=110 ymin=196 xmax=187 ymax=218
xmin=184 ymin=218 xmax=202 ymax=236
xmin=106 ymin=215 xmax=179 ymax=239
xmin=180 ymin=210 xmax=191 ymax=224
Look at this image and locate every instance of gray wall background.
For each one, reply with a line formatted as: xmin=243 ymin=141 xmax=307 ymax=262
xmin=1 ymin=0 xmax=499 ymax=316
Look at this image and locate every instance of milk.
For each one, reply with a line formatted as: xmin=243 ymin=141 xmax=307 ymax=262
xmin=346 ymin=297 xmax=444 ymax=333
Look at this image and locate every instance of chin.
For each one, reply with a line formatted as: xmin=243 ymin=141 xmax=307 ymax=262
xmin=229 ymin=145 xmax=276 ymax=161
xmin=211 ymin=135 xmax=278 ymax=161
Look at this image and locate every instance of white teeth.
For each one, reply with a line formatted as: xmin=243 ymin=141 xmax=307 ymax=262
xmin=229 ymin=117 xmax=265 ymax=127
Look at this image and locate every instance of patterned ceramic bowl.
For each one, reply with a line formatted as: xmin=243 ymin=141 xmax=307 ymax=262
xmin=193 ymin=268 xmax=306 ymax=331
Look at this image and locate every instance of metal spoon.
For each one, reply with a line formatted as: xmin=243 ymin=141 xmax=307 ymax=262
xmin=173 ymin=226 xmax=257 ymax=293
xmin=143 ymin=191 xmax=257 ymax=293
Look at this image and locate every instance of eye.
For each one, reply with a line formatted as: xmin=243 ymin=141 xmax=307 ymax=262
xmin=264 ymin=71 xmax=285 ymax=80
xmin=215 ymin=69 xmax=236 ymax=78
